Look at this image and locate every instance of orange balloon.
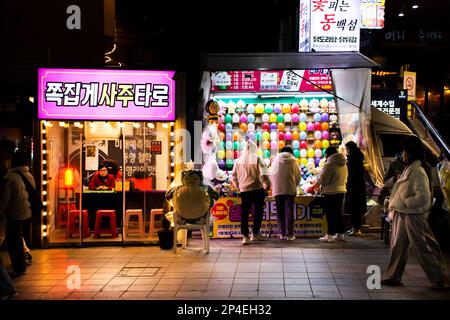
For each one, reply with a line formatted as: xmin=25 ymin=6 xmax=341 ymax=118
xmin=240 ymin=123 xmax=248 ymax=132
xmin=292 ymin=130 xmax=300 ymax=140
xmin=314 ymin=140 xmax=322 ymax=149
xmin=277 ymin=123 xmax=285 ymax=131
xmin=278 ymin=141 xmax=285 ymax=149
xmin=233 ymin=132 xmax=240 ymax=141
xmin=321 ymin=122 xmax=329 ymax=131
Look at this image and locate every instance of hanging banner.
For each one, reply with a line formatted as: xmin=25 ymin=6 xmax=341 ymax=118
xmin=310 ymin=0 xmax=361 ymax=52
xmin=211 ymin=70 xmax=332 ymax=92
xmin=38 ymin=68 xmax=176 ymax=121
xmin=360 ymin=0 xmax=385 ymax=29
xmin=299 ymin=0 xmax=311 ymax=52
xmin=211 ymin=196 xmax=327 ymax=238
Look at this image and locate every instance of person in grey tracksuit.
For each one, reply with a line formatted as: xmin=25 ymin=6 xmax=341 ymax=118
xmin=382 ymin=136 xmax=447 ymax=289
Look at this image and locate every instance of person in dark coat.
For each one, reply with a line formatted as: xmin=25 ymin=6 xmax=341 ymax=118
xmin=344 ymin=141 xmax=367 ymax=236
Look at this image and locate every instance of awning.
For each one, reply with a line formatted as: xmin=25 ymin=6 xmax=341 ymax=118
xmin=202 ymin=51 xmax=380 ymax=71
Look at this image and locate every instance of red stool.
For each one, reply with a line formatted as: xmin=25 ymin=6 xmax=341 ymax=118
xmin=66 ymin=209 xmax=90 ymax=238
xmin=57 ymin=203 xmax=76 ymax=227
xmin=94 ymin=210 xmax=117 ymax=238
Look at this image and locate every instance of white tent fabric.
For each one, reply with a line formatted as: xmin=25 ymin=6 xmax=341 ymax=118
xmin=371 ymin=106 xmax=412 ymax=134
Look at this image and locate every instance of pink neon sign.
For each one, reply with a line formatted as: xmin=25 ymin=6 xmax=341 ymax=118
xmin=38 ymin=68 xmax=176 ymax=121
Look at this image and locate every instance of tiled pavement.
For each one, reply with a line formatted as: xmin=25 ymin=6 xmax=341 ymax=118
xmin=2 ymin=235 xmax=450 ymax=300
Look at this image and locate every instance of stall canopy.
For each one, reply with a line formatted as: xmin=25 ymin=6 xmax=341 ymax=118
xmin=200 ymin=52 xmax=381 ymax=184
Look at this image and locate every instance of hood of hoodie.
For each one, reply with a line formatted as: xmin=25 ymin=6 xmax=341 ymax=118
xmin=327 ymin=153 xmax=346 ymax=167
xmin=279 ymin=152 xmax=297 ymax=164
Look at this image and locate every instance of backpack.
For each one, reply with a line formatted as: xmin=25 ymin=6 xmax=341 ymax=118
xmin=15 ymin=171 xmax=42 ymax=216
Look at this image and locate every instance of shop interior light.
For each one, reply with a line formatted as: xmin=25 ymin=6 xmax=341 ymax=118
xmin=171 ymin=162 xmax=175 ymax=167
xmin=162 ymin=123 xmax=169 ymax=129
xmin=170 ymin=152 xmax=175 ymax=157
xmin=133 ymin=122 xmax=140 ymax=128
xmin=412 ymin=5 xmax=419 ymax=9
xmin=43 ymin=211 xmax=47 ymax=216
xmin=118 ymin=122 xmax=125 ymax=128
xmin=42 ymin=150 xmax=47 ymax=154
xmin=42 ymin=225 xmax=47 ymax=230
xmin=28 ymin=96 xmax=35 ymax=103
xmin=398 ymin=12 xmax=405 ymax=17
xmin=64 ymin=168 xmax=74 ymax=187
xmin=170 ymin=122 xmax=175 ymax=126
xmin=42 ymin=191 xmax=47 ymax=195
xmin=42 ymin=139 xmax=46 ymax=144
xmin=42 ymin=129 xmax=46 ymax=134
xmin=170 ymin=132 xmax=175 ymax=137
xmin=42 ymin=170 xmax=47 ymax=175
xmin=59 ymin=121 xmax=66 ymax=127
xmin=89 ymin=122 xmax=97 ymax=128
xmin=42 ymin=201 xmax=47 ymax=206
xmin=170 ymin=172 xmax=175 ymax=177
xmin=104 ymin=122 xmax=111 ymax=128
xmin=170 ymin=142 xmax=175 ymax=147
xmin=148 ymin=123 xmax=155 ymax=129
xmin=42 ymin=160 xmax=47 ymax=165
xmin=43 ymin=231 xmax=47 ymax=237
xmin=74 ymin=122 xmax=81 ymax=127
xmin=42 ymin=180 xmax=47 ymax=185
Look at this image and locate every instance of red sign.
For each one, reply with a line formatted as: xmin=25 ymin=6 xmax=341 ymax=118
xmin=211 ymin=69 xmax=332 ymax=92
xmin=150 ymin=141 xmax=162 ymax=154
xmin=211 ymin=202 xmax=229 ymax=221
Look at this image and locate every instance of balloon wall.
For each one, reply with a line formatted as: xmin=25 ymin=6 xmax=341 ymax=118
xmin=215 ymin=97 xmax=341 ymax=175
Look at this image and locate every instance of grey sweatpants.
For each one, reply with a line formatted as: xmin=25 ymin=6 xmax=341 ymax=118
xmin=386 ymin=212 xmax=445 ymax=284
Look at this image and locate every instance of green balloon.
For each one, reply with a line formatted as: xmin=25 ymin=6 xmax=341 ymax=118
xmin=263 ymin=150 xmax=271 ymax=158
xmin=226 ymin=159 xmax=234 ymax=169
xmin=225 ymin=114 xmax=232 ymax=123
xmin=255 ymin=131 xmax=262 ymax=141
xmin=234 ymin=141 xmax=240 ymax=150
xmin=277 ymin=114 xmax=284 ymax=123
xmin=293 ymin=149 xmax=300 ymax=158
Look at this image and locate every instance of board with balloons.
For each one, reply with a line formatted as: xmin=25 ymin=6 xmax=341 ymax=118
xmin=214 ymin=96 xmax=342 ymax=183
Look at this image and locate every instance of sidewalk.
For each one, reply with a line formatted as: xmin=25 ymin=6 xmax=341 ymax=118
xmin=2 ymin=235 xmax=450 ymax=300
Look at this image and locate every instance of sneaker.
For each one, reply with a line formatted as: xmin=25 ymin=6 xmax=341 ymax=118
xmin=333 ymin=234 xmax=346 ymax=242
xmin=319 ymin=234 xmax=335 ymax=243
xmin=381 ymin=279 xmax=403 ymax=286
xmin=250 ymin=233 xmax=266 ymax=241
xmin=242 ymin=236 xmax=250 ymax=245
xmin=25 ymin=252 xmax=33 ymax=264
xmin=347 ymin=229 xmax=362 ymax=236
xmin=286 ymin=235 xmax=296 ymax=241
xmin=279 ymin=235 xmax=286 ymax=240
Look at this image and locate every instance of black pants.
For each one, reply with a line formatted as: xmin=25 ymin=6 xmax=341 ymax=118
xmin=275 ymin=194 xmax=296 ymax=237
xmin=323 ymin=193 xmax=345 ymax=235
xmin=240 ymin=189 xmax=266 ymax=237
xmin=5 ymin=217 xmax=26 ymax=273
xmin=22 ymin=218 xmax=32 ymax=249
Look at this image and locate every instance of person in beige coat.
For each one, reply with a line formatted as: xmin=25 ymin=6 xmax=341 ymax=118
xmin=382 ymin=136 xmax=448 ymax=289
xmin=316 ymin=147 xmax=348 ymax=243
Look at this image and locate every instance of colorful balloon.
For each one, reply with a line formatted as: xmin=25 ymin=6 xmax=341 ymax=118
xmin=322 ymin=139 xmax=329 ymax=149
xmin=262 ymin=123 xmax=270 ymax=130
xmin=247 ymin=114 xmax=255 ymax=123
xmin=307 ymin=148 xmax=315 ymax=158
xmin=292 ymin=140 xmax=300 ymax=149
xmin=291 ymin=103 xmax=300 ymax=113
xmin=270 ymin=132 xmax=278 ymax=141
xmin=263 ymin=132 xmax=270 ymax=140
xmin=314 ymin=113 xmax=321 ymax=122
xmin=299 ymin=122 xmax=307 ymax=131
xmin=227 ymin=101 xmax=236 ymax=114
xmin=225 ymin=123 xmax=232 ymax=131
xmin=226 ymin=141 xmax=233 ymax=150
xmin=282 ymin=103 xmax=291 ymax=113
xmin=292 ymin=131 xmax=300 ymax=140
xmin=285 ymin=131 xmax=292 ymax=141
xmin=278 ymin=141 xmax=285 ymax=149
xmin=263 ymin=141 xmax=270 ymax=149
xmin=226 ymin=159 xmax=233 ymax=169
xmin=293 ymin=149 xmax=300 ymax=158
xmin=284 ymin=113 xmax=292 ymax=122
xmin=234 ymin=151 xmax=240 ymax=159
xmin=270 ymin=141 xmax=278 ymax=150
xmin=257 ymin=149 xmax=263 ymax=157
xmin=226 ymin=150 xmax=234 ymax=159
xmin=300 ymin=158 xmax=308 ymax=166
xmin=240 ymin=114 xmax=247 ymax=123
xmin=273 ymin=103 xmax=282 ymax=114
xmin=264 ymin=104 xmax=273 ymax=114
xmin=248 ymin=131 xmax=255 ymax=140
xmin=269 ymin=113 xmax=277 ymax=123
xmin=219 ymin=132 xmax=225 ymax=141
xmin=277 ymin=114 xmax=284 ymax=123
xmin=232 ymin=114 xmax=240 ymax=123
xmin=314 ymin=140 xmax=322 ymax=149
xmin=218 ymin=159 xmax=225 ymax=169
xmin=234 ymin=141 xmax=240 ymax=150
xmin=248 ymin=123 xmax=255 ymax=131
xmin=255 ymin=131 xmax=262 ymax=141
xmin=300 ymin=131 xmax=307 ymax=140
xmin=321 ymin=113 xmax=329 ymax=122
xmin=278 ymin=132 xmax=285 ymax=141
xmin=255 ymin=103 xmax=264 ymax=114
xmin=239 ymin=123 xmax=247 ymax=132
xmin=225 ymin=114 xmax=232 ymax=123
xmin=277 ymin=123 xmax=285 ymax=131
xmin=300 ymin=140 xmax=308 ymax=149
xmin=218 ymin=150 xmax=225 ymax=159
xmin=218 ymin=123 xmax=225 ymax=132
xmin=233 ymin=132 xmax=240 ymax=141
xmin=315 ymin=157 xmax=321 ymax=166
xmin=300 ymin=149 xmax=307 ymax=158
xmin=314 ymin=122 xmax=321 ymax=131
xmin=321 ymin=122 xmax=329 ymax=131
xmin=246 ymin=104 xmax=255 ymax=113
xmin=226 ymin=132 xmax=232 ymax=141
xmin=218 ymin=116 xmax=224 ymax=124
xmin=270 ymin=123 xmax=277 ymax=130
xmin=315 ymin=149 xmax=322 ymax=158
xmin=291 ymin=114 xmax=299 ymax=122
xmin=299 ymin=113 xmax=307 ymax=122
xmin=262 ymin=113 xmax=270 ymax=123
xmin=263 ymin=150 xmax=271 ymax=158
xmin=322 ymin=131 xmax=329 ymax=140
xmin=314 ymin=131 xmax=322 ymax=140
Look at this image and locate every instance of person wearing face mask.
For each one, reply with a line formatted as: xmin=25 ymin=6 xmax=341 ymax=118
xmin=382 ymin=136 xmax=448 ymax=290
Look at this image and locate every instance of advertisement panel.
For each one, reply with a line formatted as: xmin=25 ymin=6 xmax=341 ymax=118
xmin=310 ymin=0 xmax=361 ymax=51
xmin=211 ymin=196 xmax=327 ymax=238
xmin=371 ymin=89 xmax=408 ymax=121
xmin=403 ymin=71 xmax=416 ymax=101
xmin=299 ymin=0 xmax=311 ymax=52
xmin=360 ymin=0 xmax=385 ymax=29
xmin=211 ymin=70 xmax=332 ymax=92
xmin=38 ymin=68 xmax=176 ymax=121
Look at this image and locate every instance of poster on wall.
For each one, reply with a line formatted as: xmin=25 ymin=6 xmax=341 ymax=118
xmin=85 ymin=142 xmax=98 ymax=171
xmin=211 ymin=197 xmax=327 ymax=238
xmin=310 ymin=0 xmax=361 ymax=52
xmin=360 ymin=0 xmax=385 ymax=29
xmin=371 ymin=89 xmax=407 ymax=121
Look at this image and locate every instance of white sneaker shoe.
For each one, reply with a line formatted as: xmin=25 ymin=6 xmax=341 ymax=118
xmin=279 ymin=235 xmax=286 ymax=240
xmin=250 ymin=233 xmax=266 ymax=241
xmin=319 ymin=234 xmax=335 ymax=243
xmin=333 ymin=234 xmax=346 ymax=242
xmin=242 ymin=236 xmax=250 ymax=245
xmin=286 ymin=235 xmax=296 ymax=241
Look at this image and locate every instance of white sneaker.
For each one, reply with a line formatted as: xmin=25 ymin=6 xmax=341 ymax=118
xmin=319 ymin=234 xmax=335 ymax=243
xmin=286 ymin=235 xmax=296 ymax=241
xmin=279 ymin=235 xmax=286 ymax=240
xmin=250 ymin=233 xmax=266 ymax=241
xmin=242 ymin=236 xmax=250 ymax=245
xmin=333 ymin=234 xmax=346 ymax=242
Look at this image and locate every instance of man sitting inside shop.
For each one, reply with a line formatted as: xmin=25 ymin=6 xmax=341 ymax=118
xmin=88 ymin=164 xmax=116 ymax=190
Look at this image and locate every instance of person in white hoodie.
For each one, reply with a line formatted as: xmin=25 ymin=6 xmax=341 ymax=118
xmin=0 ymin=150 xmax=35 ymax=276
xmin=382 ymin=136 xmax=448 ymax=289
xmin=317 ymin=146 xmax=348 ymax=243
xmin=232 ymin=140 xmax=270 ymax=245
xmin=270 ymin=146 xmax=300 ymax=241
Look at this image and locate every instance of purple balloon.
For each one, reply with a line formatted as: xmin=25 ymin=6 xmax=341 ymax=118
xmin=270 ymin=123 xmax=277 ymax=130
xmin=307 ymin=122 xmax=314 ymax=131
xmin=321 ymin=113 xmax=329 ymax=122
xmin=247 ymin=131 xmax=255 ymax=140
xmin=218 ymin=160 xmax=226 ymax=169
xmin=315 ymin=158 xmax=321 ymax=166
xmin=226 ymin=132 xmax=232 ymax=141
xmin=322 ymin=131 xmax=329 ymax=140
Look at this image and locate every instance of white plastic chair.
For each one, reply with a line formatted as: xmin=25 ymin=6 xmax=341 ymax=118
xmin=172 ymin=212 xmax=210 ymax=254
